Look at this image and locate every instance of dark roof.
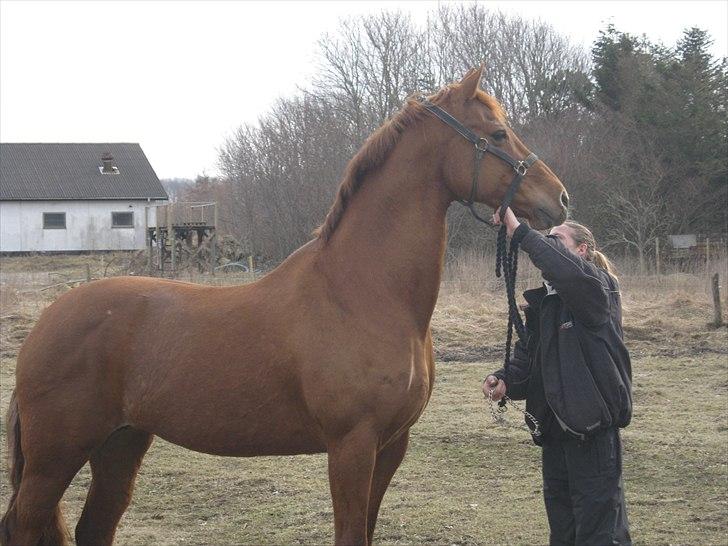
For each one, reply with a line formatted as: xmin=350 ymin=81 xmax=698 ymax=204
xmin=0 ymin=143 xmax=168 ymax=200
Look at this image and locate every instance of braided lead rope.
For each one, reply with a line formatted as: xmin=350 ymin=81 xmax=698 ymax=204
xmin=495 ymin=226 xmax=527 ymax=372
xmin=488 ymin=226 xmax=540 ymax=437
xmin=507 ymin=236 xmax=526 ymax=340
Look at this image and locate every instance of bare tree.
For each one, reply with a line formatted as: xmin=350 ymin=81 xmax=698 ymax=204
xmin=218 ymin=93 xmax=355 ymax=259
xmin=427 ymin=4 xmax=590 ymax=123
xmin=602 ymin=189 xmax=671 ymax=274
xmin=314 ymin=12 xmax=428 ymax=133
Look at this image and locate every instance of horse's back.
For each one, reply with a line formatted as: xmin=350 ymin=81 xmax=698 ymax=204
xmin=18 ymin=276 xmax=211 ymax=372
xmin=16 ymin=274 xmax=269 ymax=398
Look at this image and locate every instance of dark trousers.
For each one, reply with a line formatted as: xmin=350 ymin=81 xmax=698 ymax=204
xmin=542 ymin=428 xmax=631 ymax=546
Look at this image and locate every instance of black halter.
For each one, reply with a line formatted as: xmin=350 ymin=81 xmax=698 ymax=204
xmin=417 ymin=97 xmax=538 ymax=225
xmin=419 ymin=97 xmax=537 ymax=373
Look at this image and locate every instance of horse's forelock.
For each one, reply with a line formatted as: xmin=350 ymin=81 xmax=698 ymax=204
xmin=475 ymin=89 xmax=508 ymax=123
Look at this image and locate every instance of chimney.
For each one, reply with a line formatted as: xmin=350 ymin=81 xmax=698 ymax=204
xmin=101 ymin=152 xmax=116 ymax=174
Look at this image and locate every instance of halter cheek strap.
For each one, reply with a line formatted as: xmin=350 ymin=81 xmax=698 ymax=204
xmin=497 ymin=151 xmax=539 ymax=218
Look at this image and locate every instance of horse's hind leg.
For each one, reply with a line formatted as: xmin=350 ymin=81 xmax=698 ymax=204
xmin=75 ymin=427 xmax=153 ymax=546
xmin=6 ymin=448 xmax=88 ymax=546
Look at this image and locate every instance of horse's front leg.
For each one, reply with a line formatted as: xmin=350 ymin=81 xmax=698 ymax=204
xmin=327 ymin=424 xmax=378 ymax=546
xmin=367 ymin=430 xmax=410 ymax=545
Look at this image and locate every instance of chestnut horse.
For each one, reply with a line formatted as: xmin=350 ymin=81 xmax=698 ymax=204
xmin=1 ymin=68 xmax=567 ymax=546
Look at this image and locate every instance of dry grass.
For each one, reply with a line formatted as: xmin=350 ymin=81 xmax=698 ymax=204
xmin=1 ymin=252 xmax=727 ymax=545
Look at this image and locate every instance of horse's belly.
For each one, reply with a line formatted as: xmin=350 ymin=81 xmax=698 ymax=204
xmin=153 ymin=428 xmax=327 ymax=457
xmin=141 ymin=409 xmax=327 ymax=457
xmin=129 ymin=377 xmax=327 ymax=457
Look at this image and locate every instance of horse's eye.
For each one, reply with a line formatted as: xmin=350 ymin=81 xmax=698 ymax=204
xmin=492 ymin=130 xmax=508 ymax=143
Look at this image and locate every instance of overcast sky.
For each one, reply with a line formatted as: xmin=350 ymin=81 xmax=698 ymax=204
xmin=1 ymin=0 xmax=726 ymax=180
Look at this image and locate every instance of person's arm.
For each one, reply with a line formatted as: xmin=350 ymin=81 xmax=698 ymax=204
xmin=483 ymin=338 xmax=531 ymax=401
xmin=515 ymin=225 xmax=609 ymax=327
xmin=492 ymin=208 xmax=610 ymax=328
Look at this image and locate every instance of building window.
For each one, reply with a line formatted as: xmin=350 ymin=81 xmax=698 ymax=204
xmin=43 ymin=212 xmax=66 ymax=229
xmin=112 ymin=211 xmax=134 ymax=228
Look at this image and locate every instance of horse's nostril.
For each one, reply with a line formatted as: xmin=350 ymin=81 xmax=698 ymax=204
xmin=561 ymin=191 xmax=569 ymax=208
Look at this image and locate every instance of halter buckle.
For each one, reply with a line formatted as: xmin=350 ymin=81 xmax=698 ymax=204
xmin=514 ymin=161 xmax=528 ymax=176
xmin=475 ymin=137 xmax=489 ymax=152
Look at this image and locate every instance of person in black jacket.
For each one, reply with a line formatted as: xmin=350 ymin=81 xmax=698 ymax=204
xmin=483 ymin=207 xmax=632 ymax=546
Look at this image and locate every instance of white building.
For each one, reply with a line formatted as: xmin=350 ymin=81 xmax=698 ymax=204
xmin=0 ymin=143 xmax=168 ymax=252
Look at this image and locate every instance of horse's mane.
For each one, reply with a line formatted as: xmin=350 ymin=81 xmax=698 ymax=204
xmin=314 ymin=86 xmax=506 ymax=242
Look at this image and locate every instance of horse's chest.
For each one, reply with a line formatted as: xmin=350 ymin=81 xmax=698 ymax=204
xmin=378 ymin=353 xmax=432 ymax=428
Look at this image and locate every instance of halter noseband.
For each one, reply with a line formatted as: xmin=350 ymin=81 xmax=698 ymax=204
xmin=417 ymin=97 xmax=538 ymax=225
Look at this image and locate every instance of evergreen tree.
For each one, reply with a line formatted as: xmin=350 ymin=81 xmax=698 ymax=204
xmin=590 ymin=25 xmax=727 ymax=234
xmin=592 ymin=25 xmax=638 ymax=111
xmin=664 ymin=28 xmax=727 ymax=230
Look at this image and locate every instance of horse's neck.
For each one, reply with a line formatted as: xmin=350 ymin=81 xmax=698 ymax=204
xmin=318 ymin=143 xmax=452 ymax=331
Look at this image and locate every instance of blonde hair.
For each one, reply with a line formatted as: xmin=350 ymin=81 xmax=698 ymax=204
xmin=563 ymin=221 xmax=618 ymax=278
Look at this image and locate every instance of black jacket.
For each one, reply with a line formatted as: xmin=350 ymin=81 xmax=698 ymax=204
xmin=492 ymin=224 xmax=632 ymax=443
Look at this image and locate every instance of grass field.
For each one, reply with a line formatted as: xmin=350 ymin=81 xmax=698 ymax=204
xmin=1 ymin=253 xmax=726 ymax=545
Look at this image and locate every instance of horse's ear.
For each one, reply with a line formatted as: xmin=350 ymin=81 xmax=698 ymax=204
xmin=459 ymin=65 xmax=483 ymax=99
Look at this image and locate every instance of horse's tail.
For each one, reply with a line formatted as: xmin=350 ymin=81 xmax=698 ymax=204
xmin=0 ymin=390 xmax=69 ymax=546
xmin=0 ymin=390 xmax=23 ymax=546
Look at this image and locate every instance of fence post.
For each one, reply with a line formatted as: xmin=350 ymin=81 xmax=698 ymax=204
xmin=156 ymin=207 xmax=163 ymax=273
xmin=712 ymin=273 xmax=723 ymax=327
xmin=145 ymin=206 xmax=152 ymax=275
xmin=706 ymin=237 xmax=710 ymax=272
xmin=169 ymin=204 xmax=176 ymax=276
xmin=210 ymin=204 xmax=218 ymax=276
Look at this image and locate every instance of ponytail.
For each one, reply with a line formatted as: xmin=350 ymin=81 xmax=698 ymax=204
xmin=563 ymin=221 xmax=618 ymax=279
xmin=592 ymin=250 xmax=617 ymax=278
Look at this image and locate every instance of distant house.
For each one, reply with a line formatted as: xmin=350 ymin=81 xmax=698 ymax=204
xmin=0 ymin=143 xmax=168 ymax=252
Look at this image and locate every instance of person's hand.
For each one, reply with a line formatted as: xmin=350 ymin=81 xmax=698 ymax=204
xmin=491 ymin=207 xmax=520 ymax=238
xmin=482 ymin=375 xmax=506 ymax=402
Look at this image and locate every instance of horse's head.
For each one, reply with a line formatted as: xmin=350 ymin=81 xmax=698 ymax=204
xmin=429 ymin=67 xmax=568 ymax=230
